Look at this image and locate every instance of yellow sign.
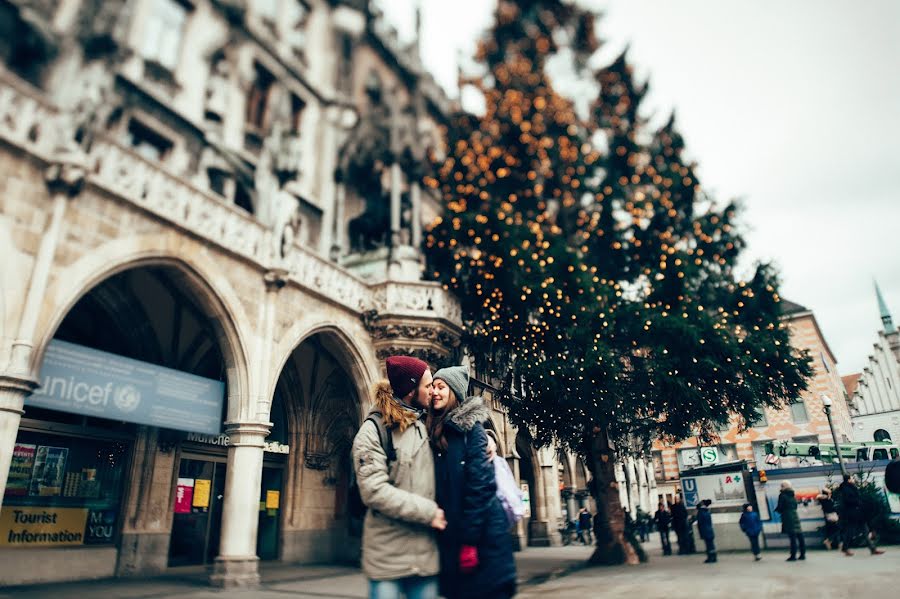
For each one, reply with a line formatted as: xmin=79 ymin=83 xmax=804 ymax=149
xmin=265 ymin=490 xmax=280 ymax=510
xmin=0 ymin=506 xmax=88 ymax=547
xmin=193 ymin=479 xmax=211 ymax=508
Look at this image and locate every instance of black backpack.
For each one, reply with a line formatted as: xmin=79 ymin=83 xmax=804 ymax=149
xmin=348 ymin=412 xmax=396 ymax=519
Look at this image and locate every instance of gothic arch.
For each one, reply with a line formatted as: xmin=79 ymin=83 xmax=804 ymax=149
xmin=33 ymin=234 xmax=253 ymax=420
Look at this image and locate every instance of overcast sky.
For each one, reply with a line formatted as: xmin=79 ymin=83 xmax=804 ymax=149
xmin=378 ymin=0 xmax=900 ymax=375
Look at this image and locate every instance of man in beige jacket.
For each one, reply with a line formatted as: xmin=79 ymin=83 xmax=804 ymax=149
xmin=352 ymin=355 xmax=446 ymax=599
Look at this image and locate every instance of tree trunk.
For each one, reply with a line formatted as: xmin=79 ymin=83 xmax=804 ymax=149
xmin=587 ymin=427 xmax=640 ymax=565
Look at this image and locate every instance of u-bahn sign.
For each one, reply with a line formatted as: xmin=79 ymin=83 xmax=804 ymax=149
xmin=27 ymin=340 xmax=225 ymax=435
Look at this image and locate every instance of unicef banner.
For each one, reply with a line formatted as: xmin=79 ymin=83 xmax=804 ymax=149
xmin=27 ymin=340 xmax=225 ymax=435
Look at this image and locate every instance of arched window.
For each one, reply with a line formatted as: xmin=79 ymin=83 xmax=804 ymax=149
xmin=874 ymin=429 xmax=892 ymax=442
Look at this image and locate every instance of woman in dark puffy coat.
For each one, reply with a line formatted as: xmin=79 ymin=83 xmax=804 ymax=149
xmin=427 ymin=366 xmax=517 ymax=599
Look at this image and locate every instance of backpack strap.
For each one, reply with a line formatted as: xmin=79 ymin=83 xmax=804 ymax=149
xmin=366 ymin=411 xmax=396 ymax=464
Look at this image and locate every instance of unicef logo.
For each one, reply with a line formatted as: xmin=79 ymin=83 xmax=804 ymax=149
xmin=114 ymin=385 xmax=141 ymax=413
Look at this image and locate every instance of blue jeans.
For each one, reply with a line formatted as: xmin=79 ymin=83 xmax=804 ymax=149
xmin=369 ymin=576 xmax=439 ymax=599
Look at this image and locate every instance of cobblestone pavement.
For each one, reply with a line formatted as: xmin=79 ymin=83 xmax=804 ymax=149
xmin=518 ymin=545 xmax=899 ymax=599
xmin=0 ymin=545 xmax=594 ymax=598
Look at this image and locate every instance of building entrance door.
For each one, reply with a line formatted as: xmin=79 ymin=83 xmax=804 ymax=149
xmin=168 ymin=458 xmax=227 ymax=566
xmin=257 ymin=466 xmax=283 ymax=560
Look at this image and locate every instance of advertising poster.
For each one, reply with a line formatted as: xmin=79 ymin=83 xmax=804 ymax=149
xmin=0 ymin=506 xmax=88 ymax=547
xmin=192 ymin=479 xmax=211 ymax=509
xmin=28 ymin=339 xmax=225 ymax=435
xmin=28 ymin=446 xmax=69 ymax=497
xmin=84 ymin=509 xmax=118 ymax=545
xmin=5 ymin=444 xmax=36 ymax=497
xmin=681 ymin=471 xmax=748 ymax=508
xmin=266 ymin=490 xmax=280 ymax=510
xmin=521 ymin=483 xmax=531 ymax=518
xmin=174 ymin=478 xmax=195 ymax=514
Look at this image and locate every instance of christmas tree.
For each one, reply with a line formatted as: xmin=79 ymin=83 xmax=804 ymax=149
xmin=425 ymin=0 xmax=812 ymax=564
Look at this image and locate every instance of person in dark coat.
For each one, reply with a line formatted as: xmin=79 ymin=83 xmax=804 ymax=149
xmin=654 ymin=502 xmax=673 ymax=555
xmin=695 ymin=499 xmax=716 ymax=563
xmin=739 ymin=503 xmax=763 ymax=561
xmin=671 ymin=495 xmax=692 ymax=554
xmin=837 ymin=474 xmax=884 ymax=556
xmin=816 ymin=488 xmax=841 ymax=551
xmin=775 ymin=480 xmax=805 ymax=561
xmin=427 ymin=366 xmax=516 ymax=599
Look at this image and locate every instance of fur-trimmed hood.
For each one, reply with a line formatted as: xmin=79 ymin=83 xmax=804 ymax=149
xmin=447 ymin=396 xmax=490 ymax=432
xmin=371 ymin=380 xmax=419 ymax=432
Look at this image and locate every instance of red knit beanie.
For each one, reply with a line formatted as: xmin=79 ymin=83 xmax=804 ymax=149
xmin=385 ymin=356 xmax=429 ymax=399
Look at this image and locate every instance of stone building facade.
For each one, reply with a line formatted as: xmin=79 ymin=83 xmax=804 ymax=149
xmin=0 ymin=0 xmax=575 ymax=587
xmin=847 ymin=284 xmax=900 ymax=444
xmin=652 ymin=299 xmax=854 ymax=496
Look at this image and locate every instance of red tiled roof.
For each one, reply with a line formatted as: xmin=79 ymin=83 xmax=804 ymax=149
xmin=842 ymin=373 xmax=861 ymax=397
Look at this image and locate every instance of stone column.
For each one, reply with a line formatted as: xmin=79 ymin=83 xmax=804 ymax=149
xmin=210 ymin=421 xmax=271 ymax=588
xmin=329 ymin=182 xmax=346 ymax=260
xmin=0 ymin=375 xmax=38 ymax=511
xmin=410 ymin=180 xmax=422 ymax=248
xmin=389 ymin=162 xmax=402 ymax=247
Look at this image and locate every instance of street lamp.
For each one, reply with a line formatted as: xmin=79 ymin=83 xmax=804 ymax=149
xmin=821 ymin=394 xmax=848 ymax=478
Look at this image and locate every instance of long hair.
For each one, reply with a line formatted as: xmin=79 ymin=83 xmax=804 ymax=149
xmin=426 ymin=389 xmax=459 ymax=451
xmin=372 ymin=380 xmax=418 ymax=432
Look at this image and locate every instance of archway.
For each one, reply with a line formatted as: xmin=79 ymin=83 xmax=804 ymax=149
xmin=272 ymin=331 xmax=364 ymax=564
xmin=874 ymin=429 xmax=892 ymax=442
xmin=515 ymin=430 xmax=546 ymax=546
xmin=10 ymin=263 xmax=245 ymax=576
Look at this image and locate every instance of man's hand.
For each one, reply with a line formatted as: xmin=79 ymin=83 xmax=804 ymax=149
xmin=431 ymin=507 xmax=447 ymax=530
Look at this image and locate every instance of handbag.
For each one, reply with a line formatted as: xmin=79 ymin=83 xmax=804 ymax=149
xmin=825 ymin=511 xmax=839 ymax=523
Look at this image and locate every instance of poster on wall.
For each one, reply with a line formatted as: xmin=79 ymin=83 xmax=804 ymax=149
xmin=192 ymin=479 xmax=211 ymax=509
xmin=28 ymin=446 xmax=69 ymax=497
xmin=681 ymin=471 xmax=748 ymax=508
xmin=5 ymin=444 xmax=36 ymax=497
xmin=174 ymin=478 xmax=195 ymax=514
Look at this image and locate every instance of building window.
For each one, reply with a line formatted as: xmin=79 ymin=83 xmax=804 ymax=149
xmin=246 ymin=64 xmax=274 ymax=129
xmin=820 ymin=352 xmax=831 ymax=373
xmin=750 ymin=406 xmax=767 ymax=428
xmin=789 ymin=400 xmax=809 ymax=424
xmin=290 ymin=94 xmax=306 ymax=134
xmin=126 ymin=119 xmax=173 ymax=162
xmin=3 ymin=430 xmax=130 ymax=548
xmin=874 ymin=429 xmax=892 ymax=442
xmin=651 ymin=451 xmax=664 ymax=480
xmin=141 ymin=0 xmax=189 ymax=71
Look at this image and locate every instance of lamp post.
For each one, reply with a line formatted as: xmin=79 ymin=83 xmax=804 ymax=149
xmin=821 ymin=394 xmax=848 ymax=478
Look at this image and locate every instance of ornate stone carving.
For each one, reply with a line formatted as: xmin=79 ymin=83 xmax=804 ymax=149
xmin=254 ymin=91 xmax=303 ymax=260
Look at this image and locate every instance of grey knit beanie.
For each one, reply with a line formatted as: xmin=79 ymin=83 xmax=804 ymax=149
xmin=433 ymin=365 xmax=470 ymax=404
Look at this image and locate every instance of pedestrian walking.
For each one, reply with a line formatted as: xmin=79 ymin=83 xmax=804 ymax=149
xmin=816 ymin=488 xmax=841 ymax=551
xmin=428 ymin=366 xmax=517 ymax=599
xmin=637 ymin=508 xmax=651 ymax=542
xmin=671 ymin=495 xmax=693 ymax=554
xmin=351 ymin=356 xmax=446 ymax=599
xmin=654 ymin=502 xmax=673 ymax=555
xmin=484 ymin=429 xmax=526 ymax=528
xmin=837 ymin=474 xmax=885 ymax=556
xmin=739 ymin=503 xmax=763 ymax=561
xmin=577 ymin=508 xmax=593 ymax=545
xmin=775 ymin=480 xmax=805 ymax=561
xmin=695 ymin=499 xmax=717 ymax=563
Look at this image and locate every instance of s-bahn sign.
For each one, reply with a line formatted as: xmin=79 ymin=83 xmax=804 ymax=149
xmin=28 ymin=340 xmax=225 ymax=435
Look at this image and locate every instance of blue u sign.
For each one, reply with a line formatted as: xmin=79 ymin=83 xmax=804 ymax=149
xmin=28 ymin=339 xmax=225 ymax=435
xmin=681 ymin=477 xmax=699 ymax=507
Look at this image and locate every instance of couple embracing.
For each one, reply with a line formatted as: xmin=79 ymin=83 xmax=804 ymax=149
xmin=351 ymin=356 xmax=518 ymax=599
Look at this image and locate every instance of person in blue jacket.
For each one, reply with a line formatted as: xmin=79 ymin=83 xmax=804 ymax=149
xmin=426 ymin=366 xmax=517 ymax=599
xmin=695 ymin=499 xmax=716 ymax=563
xmin=739 ymin=503 xmax=763 ymax=561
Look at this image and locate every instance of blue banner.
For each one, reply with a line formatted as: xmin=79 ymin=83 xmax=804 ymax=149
xmin=28 ymin=340 xmax=225 ymax=435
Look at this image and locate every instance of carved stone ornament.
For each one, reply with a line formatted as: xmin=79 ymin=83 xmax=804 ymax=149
xmin=304 ymin=452 xmax=330 ymax=471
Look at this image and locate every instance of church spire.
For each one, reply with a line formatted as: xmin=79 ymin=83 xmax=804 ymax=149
xmin=875 ymin=280 xmax=896 ymax=334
